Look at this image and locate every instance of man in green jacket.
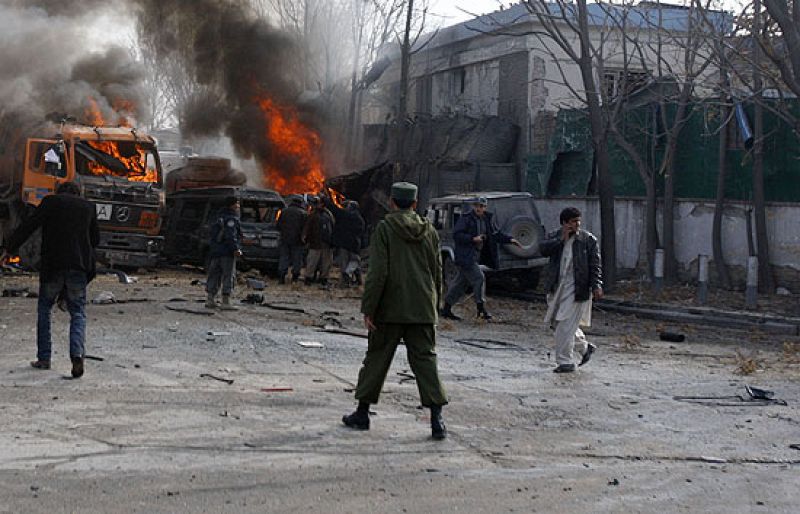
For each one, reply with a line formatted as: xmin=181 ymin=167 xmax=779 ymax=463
xmin=342 ymin=182 xmax=449 ymax=439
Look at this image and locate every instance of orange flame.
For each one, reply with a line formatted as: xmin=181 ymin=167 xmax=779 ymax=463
xmin=326 ymin=187 xmax=347 ymax=208
xmin=7 ymin=256 xmax=21 ymax=264
xmin=256 ymin=96 xmax=325 ymax=195
xmin=83 ymin=98 xmax=158 ymax=183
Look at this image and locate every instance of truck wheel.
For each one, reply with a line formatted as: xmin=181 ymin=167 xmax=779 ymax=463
xmin=503 ymin=216 xmax=540 ymax=258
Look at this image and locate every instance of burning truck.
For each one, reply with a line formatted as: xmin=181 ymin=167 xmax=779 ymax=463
xmin=0 ymin=119 xmax=165 ymax=269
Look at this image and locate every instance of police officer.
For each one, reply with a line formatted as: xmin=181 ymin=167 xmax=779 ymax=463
xmin=342 ymin=182 xmax=448 ymax=440
xmin=205 ymin=197 xmax=242 ymax=310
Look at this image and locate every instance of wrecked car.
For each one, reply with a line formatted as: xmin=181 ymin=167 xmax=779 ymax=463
xmin=426 ymin=191 xmax=548 ymax=291
xmin=162 ymin=186 xmax=285 ymax=273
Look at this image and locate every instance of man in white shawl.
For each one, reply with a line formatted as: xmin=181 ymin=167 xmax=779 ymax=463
xmin=540 ymin=207 xmax=603 ymax=373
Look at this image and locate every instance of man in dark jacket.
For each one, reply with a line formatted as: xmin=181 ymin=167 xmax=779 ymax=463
xmin=276 ymin=195 xmax=307 ymax=284
xmin=440 ymin=197 xmax=520 ymax=320
xmin=1 ymin=181 xmax=99 ymax=378
xmin=205 ymin=197 xmax=242 ymax=311
xmin=323 ymin=195 xmax=365 ymax=287
xmin=342 ymin=182 xmax=448 ymax=439
xmin=540 ymin=207 xmax=603 ymax=373
xmin=302 ymin=196 xmax=335 ymax=285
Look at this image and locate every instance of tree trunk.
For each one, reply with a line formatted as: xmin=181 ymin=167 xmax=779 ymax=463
xmin=752 ymin=0 xmax=775 ymax=293
xmin=645 ymin=176 xmax=658 ymax=279
xmin=713 ymin=101 xmax=732 ymax=289
xmin=395 ymin=0 xmax=414 ymax=166
xmin=576 ymin=0 xmax=615 ymax=289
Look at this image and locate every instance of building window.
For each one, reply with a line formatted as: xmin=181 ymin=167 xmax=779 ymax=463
xmin=454 ymin=68 xmax=466 ymax=95
xmin=602 ymin=69 xmax=650 ymax=100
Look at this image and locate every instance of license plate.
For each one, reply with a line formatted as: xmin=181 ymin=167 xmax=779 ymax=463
xmin=96 ymin=203 xmax=112 ymax=221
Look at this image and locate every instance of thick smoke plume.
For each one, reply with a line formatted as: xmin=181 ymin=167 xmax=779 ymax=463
xmin=0 ymin=1 xmax=147 ymax=125
xmin=135 ymin=0 xmax=323 ymax=190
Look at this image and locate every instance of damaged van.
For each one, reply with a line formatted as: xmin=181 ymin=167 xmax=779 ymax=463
xmin=163 ymin=186 xmax=285 ymax=273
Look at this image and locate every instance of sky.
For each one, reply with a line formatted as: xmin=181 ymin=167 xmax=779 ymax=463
xmin=432 ymin=0 xmax=506 ymax=25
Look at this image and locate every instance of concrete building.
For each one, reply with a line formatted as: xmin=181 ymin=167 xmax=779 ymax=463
xmin=362 ymin=2 xmax=724 ymax=165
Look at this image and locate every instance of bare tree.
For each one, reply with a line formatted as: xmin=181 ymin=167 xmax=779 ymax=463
xmin=522 ymin=0 xmax=618 ymax=288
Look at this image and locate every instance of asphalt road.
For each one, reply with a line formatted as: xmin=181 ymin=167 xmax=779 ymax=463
xmin=1 ymin=269 xmax=798 ymax=513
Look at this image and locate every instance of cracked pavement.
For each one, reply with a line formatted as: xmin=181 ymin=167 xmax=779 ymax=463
xmin=1 ymin=269 xmax=798 ymax=513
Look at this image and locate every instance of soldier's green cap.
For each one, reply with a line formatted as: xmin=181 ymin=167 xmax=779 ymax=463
xmin=390 ymin=182 xmax=418 ymax=202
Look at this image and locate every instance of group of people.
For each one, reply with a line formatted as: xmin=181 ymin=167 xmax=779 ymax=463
xmin=274 ymin=193 xmax=365 ymax=288
xmin=202 ymin=192 xmax=366 ymax=311
xmin=0 ymin=180 xmax=602 ymax=442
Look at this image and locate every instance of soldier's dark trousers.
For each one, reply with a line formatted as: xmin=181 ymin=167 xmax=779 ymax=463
xmin=354 ymin=323 xmax=448 ymax=407
xmin=278 ymin=243 xmax=304 ymax=277
xmin=444 ymin=262 xmax=485 ymax=306
xmin=206 ymin=256 xmax=236 ymax=296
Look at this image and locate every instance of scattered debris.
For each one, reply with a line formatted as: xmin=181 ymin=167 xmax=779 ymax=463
xmin=84 ymin=355 xmax=104 ymax=361
xmin=142 ymin=345 xmax=158 ymax=349
xmin=219 ymin=410 xmax=240 ymax=419
xmin=190 ymin=279 xmax=206 ymax=286
xmin=735 ymin=350 xmax=762 ymax=375
xmin=776 ymin=287 xmax=791 ymax=296
xmin=2 ymin=287 xmax=33 ymax=298
xmin=317 ymin=327 xmax=368 ymax=339
xmin=454 ymin=338 xmax=522 ymax=350
xmin=208 ymin=331 xmax=231 ymax=337
xmin=97 ymin=268 xmax=136 ymax=284
xmin=165 ymin=305 xmax=215 ymax=316
xmin=242 ymin=293 xmax=264 ymax=304
xmin=261 ymin=387 xmax=293 ymax=392
xmin=397 ymin=371 xmax=416 ymax=384
xmin=167 ymin=297 xmax=188 ymax=302
xmin=263 ymin=303 xmax=305 ymax=313
xmin=297 ymin=341 xmax=324 ymax=348
xmin=789 ymin=444 xmax=800 ymax=451
xmin=697 ymin=456 xmax=727 ymax=464
xmin=608 ymin=478 xmax=620 ymax=486
xmin=246 ymin=278 xmax=266 ymax=290
xmin=91 ymin=291 xmax=116 ymax=304
xmin=200 ymin=373 xmax=234 ymax=385
xmin=621 ymin=334 xmax=641 ymax=350
xmin=659 ymin=331 xmax=686 ymax=342
xmin=673 ymin=385 xmax=787 ymax=406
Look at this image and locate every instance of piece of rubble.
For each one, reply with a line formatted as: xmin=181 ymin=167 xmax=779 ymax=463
xmin=165 ymin=305 xmax=215 ymax=316
xmin=91 ymin=291 xmax=116 ymax=304
xmin=246 ymin=278 xmax=266 ymax=290
xmin=297 ymin=341 xmax=324 ymax=348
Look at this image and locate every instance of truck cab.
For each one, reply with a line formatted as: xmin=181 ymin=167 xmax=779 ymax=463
xmin=19 ymin=124 xmax=165 ymax=269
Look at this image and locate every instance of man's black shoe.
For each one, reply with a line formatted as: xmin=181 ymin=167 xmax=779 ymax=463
xmin=553 ymin=364 xmax=576 ymax=373
xmin=476 ymin=303 xmax=493 ymax=320
xmin=342 ymin=411 xmax=370 ymax=430
xmin=431 ymin=407 xmax=447 ymax=440
xmin=30 ymin=360 xmax=51 ymax=370
xmin=440 ymin=304 xmax=461 ymax=321
xmin=579 ymin=343 xmax=597 ymax=367
xmin=71 ymin=357 xmax=84 ymax=378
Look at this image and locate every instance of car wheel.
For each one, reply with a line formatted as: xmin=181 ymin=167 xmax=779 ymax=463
xmin=443 ymin=255 xmax=459 ymax=292
xmin=503 ymin=216 xmax=540 ymax=258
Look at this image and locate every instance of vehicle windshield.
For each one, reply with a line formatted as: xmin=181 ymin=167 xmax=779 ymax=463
xmin=74 ymin=140 xmax=160 ymax=183
xmin=240 ymin=200 xmax=280 ymax=223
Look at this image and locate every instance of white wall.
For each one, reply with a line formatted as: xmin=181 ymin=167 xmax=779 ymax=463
xmin=536 ymin=197 xmax=800 ymax=290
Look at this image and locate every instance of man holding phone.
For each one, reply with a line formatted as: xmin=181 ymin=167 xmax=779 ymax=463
xmin=540 ymin=207 xmax=603 ymax=373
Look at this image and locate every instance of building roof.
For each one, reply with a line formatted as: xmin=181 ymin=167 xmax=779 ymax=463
xmin=413 ymin=2 xmax=731 ymax=54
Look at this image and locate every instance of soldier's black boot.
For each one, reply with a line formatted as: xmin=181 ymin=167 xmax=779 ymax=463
xmin=430 ymin=405 xmax=447 ymax=440
xmin=342 ymin=402 xmax=370 ymax=430
xmin=476 ymin=302 xmax=493 ymax=320
xmin=440 ymin=303 xmax=461 ymax=321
